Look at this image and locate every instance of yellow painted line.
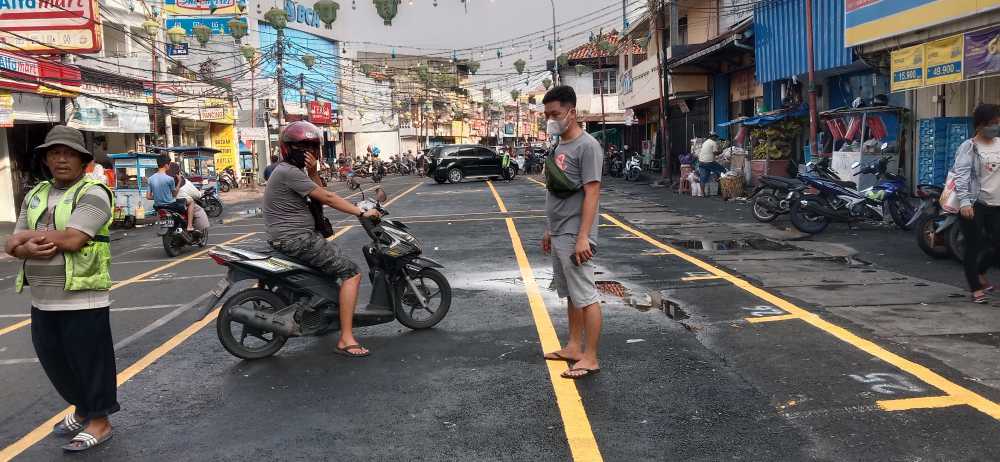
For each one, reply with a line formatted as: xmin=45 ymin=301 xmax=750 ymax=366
xmin=602 ymin=213 xmax=1000 ymax=421
xmin=502 ymin=217 xmax=603 ymax=462
xmin=526 ymin=176 xmax=546 ymax=187
xmin=485 ymin=180 xmax=508 ymax=213
xmin=326 ymin=225 xmax=354 ymax=241
xmin=384 ymin=181 xmax=422 ymax=207
xmin=745 ymin=314 xmax=799 ymax=324
xmin=877 ymin=395 xmax=966 ymax=412
xmin=324 ymin=181 xmax=421 ymax=241
xmin=403 ymin=215 xmax=546 ymax=224
xmin=0 ymin=233 xmax=257 ymax=338
xmin=392 ymin=209 xmax=545 ymax=221
xmin=0 ymin=307 xmax=222 ymax=461
xmin=680 ymin=275 xmax=723 ymax=281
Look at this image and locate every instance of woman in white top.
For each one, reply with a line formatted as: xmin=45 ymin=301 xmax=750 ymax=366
xmin=173 ymin=175 xmax=210 ymax=232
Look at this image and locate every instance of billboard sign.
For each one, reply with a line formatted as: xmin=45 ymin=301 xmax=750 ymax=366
xmin=165 ymin=16 xmax=246 ymax=36
xmin=924 ymin=35 xmax=965 ymax=86
xmin=890 ymin=44 xmax=924 ymax=92
xmin=845 ymin=0 xmax=1000 ymax=47
xmin=164 ymin=0 xmax=238 ymax=15
xmin=0 ymin=0 xmax=102 ymax=53
xmin=964 ymin=26 xmax=1000 ymax=79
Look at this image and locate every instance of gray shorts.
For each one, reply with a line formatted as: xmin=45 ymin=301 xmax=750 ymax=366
xmin=268 ymin=231 xmax=360 ymax=281
xmin=549 ymin=234 xmax=599 ymax=307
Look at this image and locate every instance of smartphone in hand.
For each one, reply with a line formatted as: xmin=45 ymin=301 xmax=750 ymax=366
xmin=570 ymin=244 xmax=597 ymax=266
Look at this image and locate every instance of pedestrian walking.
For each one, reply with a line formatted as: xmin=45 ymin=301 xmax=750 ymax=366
xmin=4 ymin=125 xmax=119 ymax=453
xmin=954 ymin=103 xmax=1000 ymax=303
xmin=539 ymin=85 xmax=604 ymax=380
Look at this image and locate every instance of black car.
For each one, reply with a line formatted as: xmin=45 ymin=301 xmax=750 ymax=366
xmin=426 ymin=144 xmax=505 ymax=184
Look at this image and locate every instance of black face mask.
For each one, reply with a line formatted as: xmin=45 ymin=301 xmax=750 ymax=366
xmin=285 ymin=148 xmax=308 ymax=169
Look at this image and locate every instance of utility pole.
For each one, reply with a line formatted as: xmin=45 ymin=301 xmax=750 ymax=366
xmin=275 ymin=27 xmax=286 ymax=127
xmin=653 ymin=0 xmax=670 ymax=181
xmin=804 ymin=0 xmax=818 ymax=158
xmin=599 ymin=62 xmax=608 ymax=152
xmin=549 ymin=0 xmax=559 ymax=85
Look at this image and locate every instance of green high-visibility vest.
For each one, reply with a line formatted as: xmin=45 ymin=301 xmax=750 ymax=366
xmin=501 ymin=152 xmax=511 ymax=168
xmin=15 ymin=178 xmax=114 ymax=293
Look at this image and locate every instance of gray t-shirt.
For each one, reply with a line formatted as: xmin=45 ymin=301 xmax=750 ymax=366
xmin=264 ymin=162 xmax=320 ymax=240
xmin=14 ymin=180 xmax=113 ymax=311
xmin=546 ymin=132 xmax=603 ymax=240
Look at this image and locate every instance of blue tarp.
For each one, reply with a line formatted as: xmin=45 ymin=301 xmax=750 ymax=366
xmin=717 ymin=105 xmax=809 ymax=128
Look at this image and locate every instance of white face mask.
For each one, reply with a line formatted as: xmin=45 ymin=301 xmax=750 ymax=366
xmin=546 ymin=111 xmax=572 ymax=137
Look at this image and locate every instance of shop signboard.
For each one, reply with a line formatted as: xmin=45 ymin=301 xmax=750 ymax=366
xmin=308 ymin=100 xmax=332 ymax=124
xmin=200 ymin=106 xmax=226 ymax=121
xmin=890 ymin=44 xmax=925 ymax=92
xmin=239 ymin=127 xmax=267 ymax=140
xmin=165 ymin=16 xmax=245 ymax=36
xmin=166 ymin=43 xmax=189 ymax=59
xmin=0 ymin=0 xmax=102 ymax=53
xmin=211 ymin=123 xmax=236 ymax=172
xmin=845 ymin=0 xmax=1000 ymax=47
xmin=164 ymin=0 xmax=238 ymax=15
xmin=0 ymin=91 xmax=12 ymax=127
xmin=964 ymin=26 xmax=1000 ymax=79
xmin=67 ymin=95 xmax=151 ymax=133
xmin=925 ymin=35 xmax=964 ymax=86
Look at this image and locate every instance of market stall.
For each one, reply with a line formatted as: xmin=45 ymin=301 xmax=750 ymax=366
xmin=819 ymin=106 xmax=907 ymax=191
xmin=109 ymin=152 xmax=159 ymax=221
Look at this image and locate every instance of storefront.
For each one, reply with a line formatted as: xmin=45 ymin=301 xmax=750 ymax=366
xmin=67 ymin=68 xmax=152 ymax=164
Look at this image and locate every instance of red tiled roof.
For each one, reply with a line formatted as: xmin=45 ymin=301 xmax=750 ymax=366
xmin=566 ymin=31 xmax=644 ymax=61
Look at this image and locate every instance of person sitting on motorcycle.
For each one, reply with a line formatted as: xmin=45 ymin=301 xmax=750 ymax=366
xmin=264 ymin=121 xmax=382 ymax=357
xmin=169 ymin=165 xmax=209 ymax=233
xmin=147 ymin=154 xmax=194 ymax=231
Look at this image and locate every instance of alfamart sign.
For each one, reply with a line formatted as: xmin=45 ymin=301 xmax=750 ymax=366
xmin=0 ymin=0 xmax=102 ymax=53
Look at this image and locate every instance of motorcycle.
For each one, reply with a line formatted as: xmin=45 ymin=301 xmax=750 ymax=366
xmin=203 ymin=188 xmax=452 ymax=360
xmin=748 ymin=157 xmax=840 ymax=223
xmin=199 ymin=185 xmax=223 ymax=218
xmin=217 ymin=167 xmax=238 ymax=193
xmin=156 ymin=206 xmax=207 ymax=257
xmin=790 ymin=150 xmax=916 ymax=234
xmin=624 ymin=154 xmax=642 ymax=182
xmin=908 ymin=184 xmax=965 ymax=261
xmin=609 ymin=155 xmax=625 ymax=178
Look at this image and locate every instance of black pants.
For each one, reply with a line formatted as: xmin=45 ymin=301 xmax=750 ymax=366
xmin=31 ymin=307 xmax=120 ymax=419
xmin=960 ymin=203 xmax=1000 ymax=291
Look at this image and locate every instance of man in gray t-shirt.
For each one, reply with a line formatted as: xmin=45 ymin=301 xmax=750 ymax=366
xmin=540 ymin=85 xmax=604 ymax=380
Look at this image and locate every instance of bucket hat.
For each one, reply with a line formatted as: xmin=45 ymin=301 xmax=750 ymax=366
xmin=35 ymin=125 xmax=93 ymax=163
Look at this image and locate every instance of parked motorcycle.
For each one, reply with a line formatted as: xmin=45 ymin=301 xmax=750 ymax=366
xmin=624 ymin=154 xmax=642 ymax=182
xmin=790 ymin=150 xmax=916 ymax=234
xmin=749 ymin=157 xmax=840 ymax=223
xmin=199 ymin=185 xmax=224 ymax=218
xmin=218 ymin=167 xmax=237 ymax=193
xmin=203 ymin=188 xmax=451 ymax=360
xmin=156 ymin=206 xmax=207 ymax=257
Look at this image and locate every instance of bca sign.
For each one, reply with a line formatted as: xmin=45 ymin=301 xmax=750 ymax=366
xmin=0 ymin=0 xmax=103 ymax=53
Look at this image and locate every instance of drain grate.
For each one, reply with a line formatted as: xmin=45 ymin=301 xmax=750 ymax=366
xmin=596 ymin=280 xmax=628 ymax=298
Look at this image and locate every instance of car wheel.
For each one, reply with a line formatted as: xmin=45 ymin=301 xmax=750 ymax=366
xmin=434 ymin=178 xmax=446 ymax=184
xmin=447 ymin=168 xmax=463 ymax=184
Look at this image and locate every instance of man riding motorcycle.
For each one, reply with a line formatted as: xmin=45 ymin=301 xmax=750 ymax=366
xmin=264 ymin=121 xmax=382 ymax=357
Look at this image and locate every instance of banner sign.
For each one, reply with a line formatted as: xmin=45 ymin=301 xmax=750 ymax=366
xmin=890 ymin=44 xmax=924 ymax=92
xmin=925 ymin=35 xmax=964 ymax=85
xmin=164 ymin=0 xmax=238 ymax=15
xmin=211 ymin=123 xmax=236 ymax=172
xmin=68 ymin=95 xmax=151 ymax=133
xmin=308 ymin=100 xmax=332 ymax=124
xmin=165 ymin=16 xmax=245 ymax=36
xmin=964 ymin=26 xmax=1000 ymax=79
xmin=166 ymin=43 xmax=189 ymax=58
xmin=845 ymin=0 xmax=1000 ymax=47
xmin=239 ymin=127 xmax=267 ymax=140
xmin=0 ymin=0 xmax=102 ymax=53
xmin=199 ymin=106 xmax=225 ymax=121
xmin=0 ymin=91 xmax=12 ymax=127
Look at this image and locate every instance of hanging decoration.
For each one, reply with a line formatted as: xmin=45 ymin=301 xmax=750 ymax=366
xmin=313 ymin=0 xmax=340 ymax=29
xmin=192 ymin=24 xmax=212 ymax=46
xmin=575 ymin=64 xmax=586 ymax=76
xmin=513 ymin=58 xmax=526 ymax=75
xmin=228 ymin=18 xmax=247 ymax=42
xmin=416 ymin=63 xmax=430 ymax=83
xmin=467 ymin=61 xmax=480 ymax=74
xmin=236 ymin=0 xmax=246 ymax=12
xmin=141 ymin=18 xmax=159 ymax=37
xmin=167 ymin=25 xmax=187 ymax=44
xmin=373 ymin=0 xmax=401 ymax=26
xmin=542 ymin=78 xmax=552 ymax=90
xmin=596 ymin=37 xmax=615 ymax=55
xmin=510 ymin=89 xmax=520 ymax=102
xmin=557 ymin=54 xmax=568 ymax=67
xmin=360 ymin=63 xmax=374 ymax=76
xmin=301 ymin=53 xmax=316 ymax=69
xmin=264 ymin=7 xmax=288 ymax=29
xmin=240 ymin=43 xmax=256 ymax=61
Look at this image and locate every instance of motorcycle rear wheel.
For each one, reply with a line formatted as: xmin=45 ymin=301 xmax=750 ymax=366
xmin=219 ymin=181 xmax=231 ymax=193
xmin=888 ymin=199 xmax=917 ymax=231
xmin=947 ymin=223 xmax=965 ymax=262
xmin=914 ymin=214 xmax=951 ymax=259
xmin=750 ymin=190 xmax=779 ymax=223
xmin=396 ymin=268 xmax=452 ymax=330
xmin=790 ymin=196 xmax=831 ymax=234
xmin=217 ymin=288 xmax=288 ymax=360
xmin=162 ymin=234 xmax=182 ymax=257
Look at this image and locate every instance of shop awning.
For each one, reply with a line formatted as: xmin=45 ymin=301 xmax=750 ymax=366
xmin=589 ymin=127 xmax=622 ymax=145
xmin=717 ymin=105 xmax=809 ymax=128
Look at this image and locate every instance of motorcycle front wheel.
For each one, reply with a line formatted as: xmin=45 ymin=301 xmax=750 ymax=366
xmin=750 ymin=189 xmax=780 ymax=222
xmin=888 ymin=198 xmax=917 ymax=231
xmin=915 ymin=214 xmax=951 ymax=259
xmin=219 ymin=181 xmax=231 ymax=193
xmin=790 ymin=196 xmax=831 ymax=234
xmin=396 ymin=268 xmax=452 ymax=330
xmin=217 ymin=288 xmax=288 ymax=360
xmin=162 ymin=233 xmax=182 ymax=257
xmin=204 ymin=198 xmax=223 ymax=218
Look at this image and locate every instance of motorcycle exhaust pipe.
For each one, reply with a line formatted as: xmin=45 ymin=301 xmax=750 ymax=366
xmin=800 ymin=200 xmax=850 ymax=220
xmin=228 ymin=305 xmax=299 ymax=337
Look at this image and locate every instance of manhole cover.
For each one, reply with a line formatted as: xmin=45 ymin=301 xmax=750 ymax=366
xmin=596 ymin=280 xmax=628 ymax=297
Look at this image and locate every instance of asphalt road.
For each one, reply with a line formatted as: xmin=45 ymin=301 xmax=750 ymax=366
xmin=1 ymin=174 xmax=999 ymax=461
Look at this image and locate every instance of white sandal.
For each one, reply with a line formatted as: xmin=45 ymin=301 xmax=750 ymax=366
xmin=62 ymin=430 xmax=112 ymax=452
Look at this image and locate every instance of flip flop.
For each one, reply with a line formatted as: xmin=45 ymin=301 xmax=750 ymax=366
xmin=973 ymin=293 xmax=989 ymax=304
xmin=62 ymin=430 xmax=112 ymax=452
xmin=561 ymin=367 xmax=601 ymax=380
xmin=543 ymin=351 xmax=578 ymax=362
xmin=334 ymin=344 xmax=370 ymax=358
xmin=52 ymin=413 xmax=87 ymax=436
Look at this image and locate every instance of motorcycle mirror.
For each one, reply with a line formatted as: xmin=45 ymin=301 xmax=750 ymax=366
xmin=880 ymin=142 xmax=889 ymax=151
xmin=375 ymin=187 xmax=387 ymax=203
xmin=851 ymin=161 xmax=861 ymax=169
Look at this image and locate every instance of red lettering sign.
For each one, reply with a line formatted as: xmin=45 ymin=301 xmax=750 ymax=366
xmin=308 ymin=101 xmax=332 ymax=125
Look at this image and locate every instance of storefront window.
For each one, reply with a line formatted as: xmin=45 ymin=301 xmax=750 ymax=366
xmin=116 ymin=167 xmax=138 ymax=189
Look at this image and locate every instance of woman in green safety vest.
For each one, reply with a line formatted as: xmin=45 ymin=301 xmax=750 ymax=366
xmin=4 ymin=125 xmax=118 ymax=453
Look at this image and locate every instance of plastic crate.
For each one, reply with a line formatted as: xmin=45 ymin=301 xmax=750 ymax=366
xmin=917 ymin=117 xmax=972 ymax=186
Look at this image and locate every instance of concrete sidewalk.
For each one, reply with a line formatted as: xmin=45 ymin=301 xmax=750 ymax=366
xmin=600 ymin=177 xmax=1000 ymax=392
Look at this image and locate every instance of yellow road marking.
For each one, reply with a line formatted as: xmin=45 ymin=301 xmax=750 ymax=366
xmin=681 ymin=275 xmax=723 ymax=281
xmin=526 ymin=176 xmax=546 ymax=187
xmin=877 ymin=395 xmax=965 ymax=412
xmin=488 ymin=179 xmax=602 ymax=461
xmin=602 ymin=213 xmax=1000 ymax=421
xmin=485 ymin=180 xmax=508 ymax=213
xmin=0 ymin=233 xmax=257 ymax=338
xmin=403 ymin=215 xmax=546 ymax=224
xmin=0 ymin=307 xmax=221 ymax=461
xmin=745 ymin=314 xmax=799 ymax=324
xmin=326 ymin=225 xmax=354 ymax=241
xmin=392 ymin=209 xmax=545 ymax=221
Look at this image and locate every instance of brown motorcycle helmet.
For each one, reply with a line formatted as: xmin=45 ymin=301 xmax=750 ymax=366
xmin=280 ymin=121 xmax=322 ymax=168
